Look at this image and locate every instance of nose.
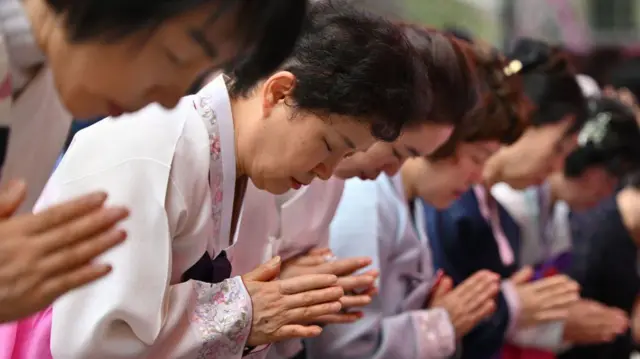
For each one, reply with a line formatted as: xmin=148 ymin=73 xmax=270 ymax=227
xmin=313 ymin=162 xmax=333 ymax=180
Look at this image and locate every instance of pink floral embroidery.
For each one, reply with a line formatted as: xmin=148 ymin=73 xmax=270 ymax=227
xmin=412 ymin=308 xmax=457 ymax=358
xmin=192 ymin=278 xmax=252 ymax=358
xmin=189 ymin=90 xmax=252 ymax=358
xmin=193 ymin=95 xmax=225 ymax=241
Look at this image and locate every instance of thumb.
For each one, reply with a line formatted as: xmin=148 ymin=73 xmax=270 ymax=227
xmin=0 ymin=179 xmax=26 ymax=218
xmin=243 ymin=256 xmax=282 ymax=282
xmin=433 ymin=276 xmax=454 ymax=299
xmin=510 ymin=266 xmax=534 ymax=285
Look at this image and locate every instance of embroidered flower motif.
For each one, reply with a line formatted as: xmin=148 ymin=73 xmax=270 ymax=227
xmin=192 ymin=278 xmax=251 ymax=358
xmin=210 ymin=137 xmax=221 ymax=158
xmin=413 ymin=308 xmax=456 ymax=358
xmin=194 ymin=90 xmax=225 ymax=244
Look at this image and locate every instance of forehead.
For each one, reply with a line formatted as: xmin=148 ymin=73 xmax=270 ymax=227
xmin=395 ymin=123 xmax=454 ymax=156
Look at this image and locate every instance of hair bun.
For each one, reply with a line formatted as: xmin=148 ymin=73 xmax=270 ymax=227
xmin=506 ymin=38 xmax=571 ymax=75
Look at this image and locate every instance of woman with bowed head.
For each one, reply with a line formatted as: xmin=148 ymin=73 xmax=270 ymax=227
xmin=424 ymin=38 xmax=588 ymax=359
xmin=0 ymin=2 xmax=435 ymax=358
xmin=0 ymin=0 xmax=307 ymax=323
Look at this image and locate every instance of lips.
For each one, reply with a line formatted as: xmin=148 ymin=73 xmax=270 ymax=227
xmin=290 ymin=177 xmax=312 ymax=190
xmin=107 ymin=102 xmax=126 ymax=117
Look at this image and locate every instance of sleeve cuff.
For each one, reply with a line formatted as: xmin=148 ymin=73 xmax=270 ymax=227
xmin=501 ymin=280 xmax=521 ymax=336
xmin=411 ymin=308 xmax=457 ymax=359
xmin=508 ymin=321 xmax=567 ymax=351
xmin=191 ymin=276 xmax=253 ymax=357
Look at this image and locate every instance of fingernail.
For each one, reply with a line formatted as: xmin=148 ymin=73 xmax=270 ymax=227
xmin=86 ymin=191 xmax=108 ymax=203
xmin=270 ymin=256 xmax=281 ymax=266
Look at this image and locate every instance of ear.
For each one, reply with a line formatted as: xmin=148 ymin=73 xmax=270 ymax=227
xmin=260 ymin=71 xmax=296 ymax=118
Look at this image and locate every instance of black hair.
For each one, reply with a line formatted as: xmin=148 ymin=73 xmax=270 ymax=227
xmin=608 ymin=56 xmax=640 ymax=100
xmin=565 ymin=97 xmax=640 ymax=178
xmin=227 ymin=0 xmax=431 ymax=142
xmin=401 ymin=25 xmax=476 ymax=127
xmin=45 ymin=0 xmax=307 ymax=95
xmin=507 ymin=38 xmax=588 ymax=133
xmin=523 ymin=73 xmax=588 ymax=132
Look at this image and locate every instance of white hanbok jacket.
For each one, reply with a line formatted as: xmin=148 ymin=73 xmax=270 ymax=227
xmin=304 ymin=174 xmax=457 ymax=359
xmin=8 ymin=76 xmax=257 ymax=359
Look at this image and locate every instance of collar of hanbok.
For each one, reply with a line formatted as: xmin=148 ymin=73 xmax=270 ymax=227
xmin=193 ymin=74 xmax=237 ymax=248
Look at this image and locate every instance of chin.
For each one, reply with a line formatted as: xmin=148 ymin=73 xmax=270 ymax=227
xmin=260 ymin=180 xmax=291 ymax=195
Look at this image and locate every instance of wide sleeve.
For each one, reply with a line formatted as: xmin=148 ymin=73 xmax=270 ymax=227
xmin=46 ymin=108 xmax=252 ymax=359
xmin=305 ymin=178 xmax=456 ymax=359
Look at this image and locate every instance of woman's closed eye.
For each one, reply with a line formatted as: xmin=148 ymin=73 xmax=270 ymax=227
xmin=164 ymin=48 xmax=186 ymax=67
xmin=392 ymin=147 xmax=404 ymax=161
xmin=323 ymin=137 xmax=333 ymax=153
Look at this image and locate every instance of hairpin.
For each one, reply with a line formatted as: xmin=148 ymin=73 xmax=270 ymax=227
xmin=503 ymin=60 xmax=523 ymax=76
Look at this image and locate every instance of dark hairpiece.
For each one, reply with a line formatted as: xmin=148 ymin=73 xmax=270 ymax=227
xmin=565 ymin=97 xmax=640 ymax=178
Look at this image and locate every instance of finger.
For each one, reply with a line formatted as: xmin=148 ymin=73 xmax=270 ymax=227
xmin=0 ymin=179 xmax=26 ymax=218
xmin=38 ymin=229 xmax=127 ymax=276
xmin=540 ymin=292 xmax=580 ymax=312
xmin=20 ymin=192 xmax=109 ymax=234
xmin=531 ymin=274 xmax=579 ymax=293
xmin=433 ymin=276 xmax=454 ymax=299
xmin=336 ymin=274 xmax=375 ymax=291
xmin=456 ymin=271 xmax=499 ymax=302
xmin=314 ymin=257 xmax=372 ymax=276
xmin=285 ymin=286 xmax=344 ymax=308
xmin=468 ymin=299 xmax=497 ymax=326
xmin=38 ymin=262 xmax=113 ymax=302
xmin=510 ymin=266 xmax=534 ymax=284
xmin=462 ymin=282 xmax=500 ymax=312
xmin=307 ymin=248 xmax=332 ymax=256
xmin=340 ymin=294 xmax=373 ymax=308
xmin=534 ymin=277 xmax=580 ymax=299
xmin=280 ymin=274 xmax=338 ymax=294
xmin=311 ymin=312 xmax=363 ymax=324
xmin=535 ymin=308 xmax=569 ymax=322
xmin=294 ymin=255 xmax=330 ymax=267
xmin=363 ymin=286 xmax=379 ymax=297
xmin=272 ymin=324 xmax=323 ymax=341
xmin=242 ymin=256 xmax=282 ymax=282
xmin=361 ymin=269 xmax=380 ymax=278
xmin=618 ymin=88 xmax=637 ymax=105
xmin=285 ymin=301 xmax=342 ymax=323
xmin=36 ymin=207 xmax=129 ymax=254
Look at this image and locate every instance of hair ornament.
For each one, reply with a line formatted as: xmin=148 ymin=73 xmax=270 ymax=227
xmin=503 ymin=60 xmax=523 ymax=76
xmin=577 ymin=111 xmax=611 ymax=147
